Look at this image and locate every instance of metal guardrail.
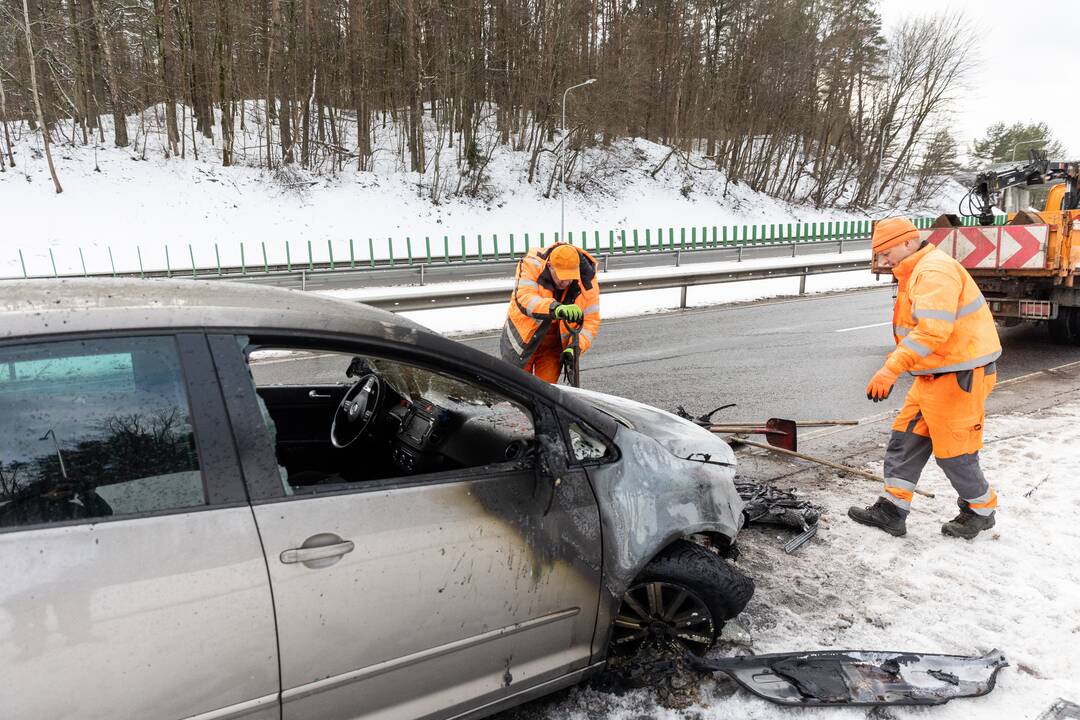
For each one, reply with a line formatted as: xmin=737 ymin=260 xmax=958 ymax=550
xmin=358 ymin=258 xmax=870 ymax=312
xmin=233 ymin=238 xmax=869 ymax=291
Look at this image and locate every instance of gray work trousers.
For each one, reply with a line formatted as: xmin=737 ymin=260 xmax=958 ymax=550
xmin=881 ymin=420 xmax=995 ymax=516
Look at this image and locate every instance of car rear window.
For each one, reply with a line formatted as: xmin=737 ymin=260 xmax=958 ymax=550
xmin=0 ymin=337 xmax=205 ymax=530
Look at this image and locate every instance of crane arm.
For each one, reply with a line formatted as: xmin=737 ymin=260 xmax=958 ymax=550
xmin=971 ymin=151 xmax=1080 ymax=225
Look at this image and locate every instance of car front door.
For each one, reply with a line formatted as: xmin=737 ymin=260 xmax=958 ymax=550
xmin=0 ymin=333 xmax=279 ymax=720
xmin=209 ymin=334 xmax=602 ymax=720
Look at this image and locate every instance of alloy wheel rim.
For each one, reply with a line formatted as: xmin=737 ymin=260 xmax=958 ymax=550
xmin=611 ymin=581 xmax=715 ymax=655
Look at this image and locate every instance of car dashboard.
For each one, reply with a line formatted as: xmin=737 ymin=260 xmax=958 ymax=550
xmin=386 ymin=392 xmax=534 ymax=476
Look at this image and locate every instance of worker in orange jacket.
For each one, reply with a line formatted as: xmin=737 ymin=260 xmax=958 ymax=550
xmin=500 ymin=243 xmax=600 ymax=383
xmin=849 ymin=217 xmax=1002 ymax=540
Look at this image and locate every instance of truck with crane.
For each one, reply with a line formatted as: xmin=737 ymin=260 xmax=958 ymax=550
xmin=874 ymin=151 xmax=1080 ymax=343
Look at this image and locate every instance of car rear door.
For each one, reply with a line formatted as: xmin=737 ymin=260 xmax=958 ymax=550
xmin=210 ymin=333 xmax=602 ymax=720
xmin=0 ymin=332 xmax=279 ymax=720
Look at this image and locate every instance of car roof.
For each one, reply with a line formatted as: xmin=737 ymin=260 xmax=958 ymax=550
xmin=0 ymin=278 xmax=426 ymax=341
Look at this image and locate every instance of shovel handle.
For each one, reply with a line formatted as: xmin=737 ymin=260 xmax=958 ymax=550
xmin=730 ymin=437 xmax=935 ymax=499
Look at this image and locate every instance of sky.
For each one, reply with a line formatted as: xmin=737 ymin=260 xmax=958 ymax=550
xmin=877 ymin=0 xmax=1080 ymax=159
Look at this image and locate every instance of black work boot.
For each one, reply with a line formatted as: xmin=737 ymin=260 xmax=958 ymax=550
xmin=941 ymin=503 xmax=995 ymax=539
xmin=847 ymin=498 xmax=907 ymax=537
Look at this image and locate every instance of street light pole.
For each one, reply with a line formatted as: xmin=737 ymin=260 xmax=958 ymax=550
xmin=1011 ymin=137 xmax=1047 ymax=162
xmin=877 ymin=119 xmax=902 ymax=201
xmin=560 ymin=78 xmax=596 ymax=243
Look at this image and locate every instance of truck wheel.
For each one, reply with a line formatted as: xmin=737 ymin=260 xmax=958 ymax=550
xmin=609 ymin=540 xmax=753 ymax=656
xmin=1050 ymin=307 xmax=1080 ymax=345
xmin=1069 ymin=308 xmax=1080 ymax=346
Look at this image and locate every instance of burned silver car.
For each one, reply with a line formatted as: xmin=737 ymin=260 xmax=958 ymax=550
xmin=0 ymin=279 xmax=751 ymax=720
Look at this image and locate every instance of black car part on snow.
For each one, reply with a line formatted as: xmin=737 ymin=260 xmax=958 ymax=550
xmin=1037 ymin=698 xmax=1080 ymax=720
xmin=736 ymin=481 xmax=823 ymax=554
xmin=687 ymin=648 xmax=1008 ymax=707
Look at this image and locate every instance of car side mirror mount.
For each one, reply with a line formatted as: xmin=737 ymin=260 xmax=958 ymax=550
xmin=534 ymin=432 xmax=569 ymax=515
xmin=346 ymin=356 xmax=373 ymax=378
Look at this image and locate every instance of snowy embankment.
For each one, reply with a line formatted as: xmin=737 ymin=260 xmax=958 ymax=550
xmin=2 ymin=104 xmax=967 ymax=280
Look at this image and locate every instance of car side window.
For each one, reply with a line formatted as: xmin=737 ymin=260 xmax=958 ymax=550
xmin=0 ymin=337 xmax=204 ymax=529
xmin=243 ymin=345 xmax=535 ymax=494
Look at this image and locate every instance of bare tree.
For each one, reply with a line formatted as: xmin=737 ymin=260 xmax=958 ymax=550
xmin=155 ymin=0 xmax=180 ymax=156
xmin=0 ymin=67 xmax=13 ymax=168
xmin=88 ymin=0 xmax=128 ymax=147
xmin=20 ymin=0 xmax=62 ymax=192
xmin=0 ymin=0 xmax=975 ymax=207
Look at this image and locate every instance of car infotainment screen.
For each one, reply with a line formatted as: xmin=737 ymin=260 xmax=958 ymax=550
xmin=403 ymin=412 xmax=433 ymax=444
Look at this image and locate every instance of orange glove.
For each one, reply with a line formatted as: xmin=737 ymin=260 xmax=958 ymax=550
xmin=866 ymin=366 xmax=899 ymax=402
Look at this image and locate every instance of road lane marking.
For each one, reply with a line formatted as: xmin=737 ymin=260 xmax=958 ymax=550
xmin=835 ymin=321 xmax=890 ymax=333
xmin=251 ymin=352 xmax=338 ymax=366
xmin=994 ymin=358 xmax=1080 ymax=388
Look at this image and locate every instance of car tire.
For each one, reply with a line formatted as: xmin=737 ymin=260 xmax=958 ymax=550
xmin=610 ymin=540 xmax=754 ymax=656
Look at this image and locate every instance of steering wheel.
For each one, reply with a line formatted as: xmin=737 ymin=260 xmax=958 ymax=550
xmin=331 ymin=373 xmax=382 ymax=449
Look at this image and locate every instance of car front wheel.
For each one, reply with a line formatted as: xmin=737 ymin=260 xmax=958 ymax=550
xmin=609 ymin=540 xmax=754 ymax=656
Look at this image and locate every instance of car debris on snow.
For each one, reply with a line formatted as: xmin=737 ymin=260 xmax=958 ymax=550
xmin=686 ymin=648 xmax=1008 ymax=707
xmin=1038 ymin=699 xmax=1080 ymax=720
xmin=736 ymin=480 xmax=822 ymax=554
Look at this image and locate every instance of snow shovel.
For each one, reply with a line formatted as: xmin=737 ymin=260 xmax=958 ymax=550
xmin=727 ymin=437 xmax=935 ymax=499
xmin=705 ymin=418 xmax=799 ymax=452
xmin=675 ymin=406 xmax=799 ymax=451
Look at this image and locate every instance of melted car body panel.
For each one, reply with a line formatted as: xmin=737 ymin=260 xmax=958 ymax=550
xmin=556 ymin=386 xmax=745 ymax=658
xmin=560 ymin=386 xmax=743 ymax=591
xmin=694 ymin=649 xmax=1008 ymax=706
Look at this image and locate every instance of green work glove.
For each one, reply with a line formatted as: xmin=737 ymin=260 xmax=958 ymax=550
xmin=553 ymin=303 xmax=584 ymax=322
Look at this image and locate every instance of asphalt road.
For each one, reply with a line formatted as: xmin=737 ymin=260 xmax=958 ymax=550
xmin=459 ymin=286 xmax=1080 ymax=422
xmin=236 ymin=238 xmax=870 ymax=292
xmin=251 ymin=280 xmax=1080 ymax=424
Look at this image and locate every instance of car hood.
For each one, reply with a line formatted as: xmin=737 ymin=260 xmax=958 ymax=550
xmin=560 ymin=386 xmax=736 ymax=465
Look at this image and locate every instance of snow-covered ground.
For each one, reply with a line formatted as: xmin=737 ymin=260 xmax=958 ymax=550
xmin=2 ymin=105 xmax=967 ymax=279
xmin=503 ymin=397 xmax=1080 ymax=719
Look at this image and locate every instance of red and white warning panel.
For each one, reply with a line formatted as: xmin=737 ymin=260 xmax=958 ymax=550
xmin=918 ymin=225 xmax=1048 ymax=270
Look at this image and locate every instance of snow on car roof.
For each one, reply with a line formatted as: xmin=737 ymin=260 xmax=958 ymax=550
xmin=0 ymin=278 xmax=427 ymax=341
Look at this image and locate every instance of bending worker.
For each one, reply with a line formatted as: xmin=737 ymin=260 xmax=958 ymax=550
xmin=500 ymin=242 xmax=600 ymax=383
xmin=849 ymin=217 xmax=1002 ymax=540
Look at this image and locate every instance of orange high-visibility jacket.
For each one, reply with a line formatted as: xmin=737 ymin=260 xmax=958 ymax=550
xmin=500 ymin=244 xmax=601 ymax=367
xmin=887 ymin=244 xmax=1001 ymax=376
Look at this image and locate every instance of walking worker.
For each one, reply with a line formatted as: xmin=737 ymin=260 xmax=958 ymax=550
xmin=500 ymin=242 xmax=600 ymax=383
xmin=849 ymin=217 xmax=1002 ymax=540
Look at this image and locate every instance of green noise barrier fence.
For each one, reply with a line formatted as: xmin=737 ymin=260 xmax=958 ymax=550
xmin=9 ymin=215 xmax=1009 ymax=280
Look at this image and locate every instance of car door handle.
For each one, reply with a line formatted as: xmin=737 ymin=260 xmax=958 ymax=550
xmin=280 ymin=540 xmax=355 ymax=565
xmin=309 ymin=390 xmax=332 ymax=398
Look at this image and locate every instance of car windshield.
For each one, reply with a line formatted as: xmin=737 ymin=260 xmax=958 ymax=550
xmin=247 ymin=348 xmax=504 ymax=408
xmin=365 ymin=358 xmax=502 ymax=408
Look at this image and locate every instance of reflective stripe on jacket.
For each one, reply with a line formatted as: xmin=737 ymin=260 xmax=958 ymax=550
xmin=889 ymin=244 xmax=1001 ymax=376
xmin=499 ymin=244 xmax=601 ymax=367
